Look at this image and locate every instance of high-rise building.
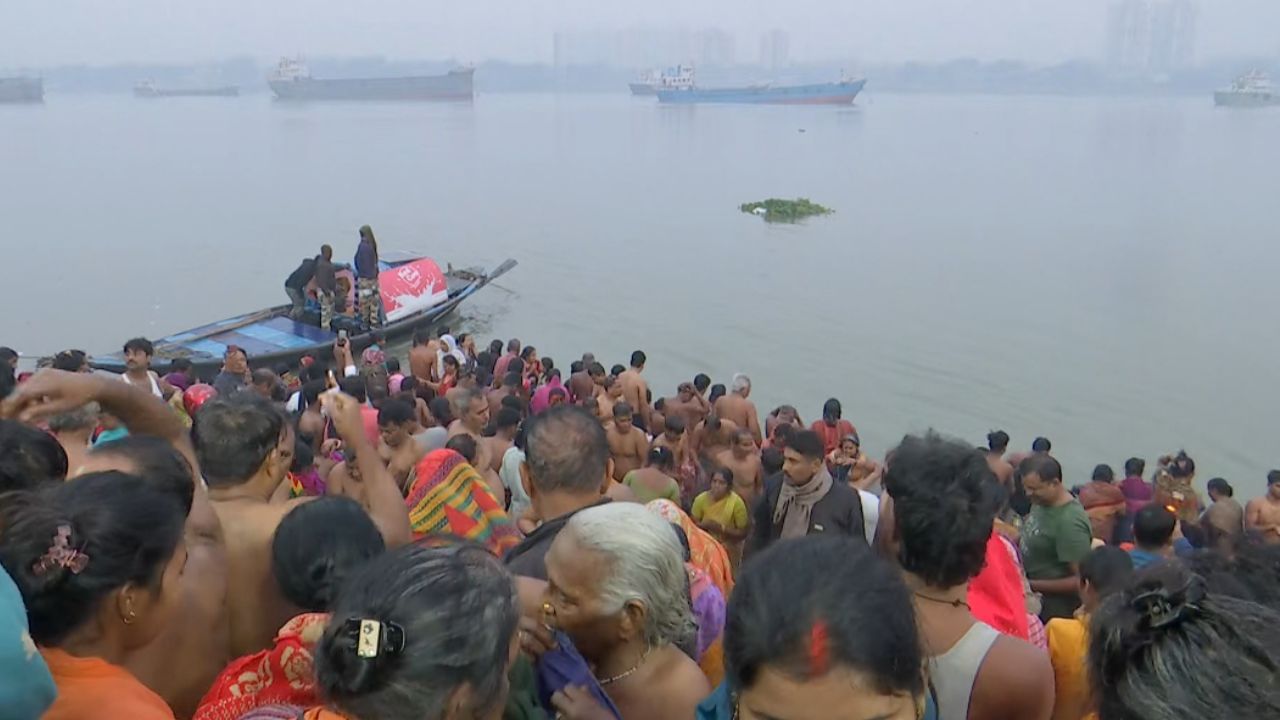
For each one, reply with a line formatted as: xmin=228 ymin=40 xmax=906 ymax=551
xmin=1106 ymin=0 xmax=1197 ymax=76
xmin=758 ymin=29 xmax=791 ymax=70
xmin=695 ymin=28 xmax=736 ymax=68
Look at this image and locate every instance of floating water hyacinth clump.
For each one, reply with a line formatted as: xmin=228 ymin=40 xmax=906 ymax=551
xmin=739 ymin=198 xmax=834 ymax=223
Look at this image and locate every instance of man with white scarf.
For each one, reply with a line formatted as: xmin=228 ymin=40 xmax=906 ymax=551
xmin=745 ymin=429 xmax=866 ymax=558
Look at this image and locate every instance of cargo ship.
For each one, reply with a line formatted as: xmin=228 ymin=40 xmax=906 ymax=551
xmin=134 ymin=81 xmax=239 ymax=98
xmin=629 ymin=65 xmax=695 ymax=96
xmin=268 ymin=57 xmax=474 ymax=101
xmin=657 ymin=75 xmax=866 ymax=105
xmin=0 ymin=76 xmax=43 ymax=103
xmin=1214 ymin=71 xmax=1279 ymax=108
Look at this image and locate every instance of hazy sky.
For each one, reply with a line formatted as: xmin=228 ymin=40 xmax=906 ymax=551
xmin=2 ymin=0 xmax=1276 ymax=68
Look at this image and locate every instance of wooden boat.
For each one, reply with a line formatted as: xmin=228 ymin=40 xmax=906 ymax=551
xmin=89 ymin=253 xmax=517 ymax=376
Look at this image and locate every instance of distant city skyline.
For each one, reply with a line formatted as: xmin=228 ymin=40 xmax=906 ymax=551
xmin=2 ymin=0 xmax=1277 ymax=69
xmin=1107 ymin=0 xmax=1199 ymax=76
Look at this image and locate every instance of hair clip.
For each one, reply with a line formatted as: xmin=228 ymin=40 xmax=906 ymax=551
xmin=1130 ymin=579 xmax=1203 ymax=630
xmin=343 ymin=618 xmax=405 ymax=659
xmin=32 ymin=525 xmax=89 ymax=576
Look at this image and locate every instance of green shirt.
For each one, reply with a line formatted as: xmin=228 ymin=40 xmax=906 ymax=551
xmin=1022 ymin=499 xmax=1093 ymax=620
xmin=623 ymin=471 xmax=682 ymax=505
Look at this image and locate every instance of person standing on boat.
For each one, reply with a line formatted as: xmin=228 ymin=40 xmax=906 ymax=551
xmin=314 ymin=244 xmax=339 ymax=330
xmin=354 ymin=225 xmax=382 ymax=329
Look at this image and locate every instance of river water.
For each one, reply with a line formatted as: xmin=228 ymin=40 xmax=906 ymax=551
xmin=2 ymin=92 xmax=1276 ymax=496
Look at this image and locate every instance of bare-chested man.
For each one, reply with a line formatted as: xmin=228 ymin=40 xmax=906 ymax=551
xmin=448 ymin=387 xmax=502 ymax=499
xmin=489 ymin=406 xmax=521 ymax=476
xmin=409 ymin=329 xmax=438 ymax=384
xmin=693 ymin=414 xmax=740 ymax=466
xmin=607 ymin=402 xmax=649 ymax=482
xmin=985 ymin=430 xmax=1015 ymax=491
xmin=488 ymin=371 xmax=523 ymax=417
xmin=617 ymin=350 xmax=651 ymax=431
xmin=662 ymin=381 xmax=712 ymax=432
xmin=716 ymin=429 xmax=764 ymax=508
xmin=651 ymin=414 xmax=691 ymax=470
xmin=764 ymin=404 xmax=803 ymax=441
xmin=196 ymin=392 xmax=410 ymax=657
xmin=377 ymin=397 xmax=426 ymax=491
xmin=597 ymin=375 xmax=624 ymax=425
xmin=568 ymin=361 xmax=605 ymax=404
xmin=1246 ymin=471 xmax=1280 ymax=544
xmin=714 ymin=373 xmax=761 ymax=445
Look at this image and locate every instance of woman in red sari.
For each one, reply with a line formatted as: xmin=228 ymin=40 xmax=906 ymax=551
xmin=194 ymin=498 xmax=385 ymax=720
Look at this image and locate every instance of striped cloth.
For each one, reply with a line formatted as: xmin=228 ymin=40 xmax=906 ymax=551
xmin=405 ymin=449 xmax=521 ymax=557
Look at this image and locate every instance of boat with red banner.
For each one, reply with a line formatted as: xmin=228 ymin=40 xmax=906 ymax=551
xmin=89 ymin=252 xmax=517 ymax=375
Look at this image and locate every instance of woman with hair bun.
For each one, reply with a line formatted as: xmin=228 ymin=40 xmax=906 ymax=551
xmin=1089 ymin=562 xmax=1280 ymax=719
xmin=0 ymin=471 xmax=191 ymax=720
xmin=309 ymin=542 xmax=520 ymax=720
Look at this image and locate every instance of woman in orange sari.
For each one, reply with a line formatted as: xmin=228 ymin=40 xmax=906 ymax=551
xmin=0 ymin=472 xmax=189 ymax=720
xmin=194 ymin=497 xmax=386 ymax=720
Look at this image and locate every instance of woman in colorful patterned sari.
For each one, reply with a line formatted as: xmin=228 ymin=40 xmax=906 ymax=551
xmin=403 ymin=448 xmax=521 ymax=557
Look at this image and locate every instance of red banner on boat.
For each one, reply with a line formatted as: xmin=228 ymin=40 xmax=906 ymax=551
xmin=380 ymin=258 xmax=447 ymax=322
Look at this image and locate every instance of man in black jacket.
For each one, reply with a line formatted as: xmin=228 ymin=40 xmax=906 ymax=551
xmin=746 ymin=429 xmax=865 ymax=558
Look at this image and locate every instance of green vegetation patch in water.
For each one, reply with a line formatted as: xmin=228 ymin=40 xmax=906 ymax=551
xmin=740 ymin=198 xmax=834 ymax=223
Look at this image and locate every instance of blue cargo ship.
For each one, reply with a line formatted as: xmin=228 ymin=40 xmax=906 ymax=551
xmin=657 ymin=77 xmax=865 ymax=105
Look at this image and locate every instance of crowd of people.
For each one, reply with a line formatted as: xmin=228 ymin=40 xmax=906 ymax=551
xmin=1 ymin=331 xmax=1279 ymax=720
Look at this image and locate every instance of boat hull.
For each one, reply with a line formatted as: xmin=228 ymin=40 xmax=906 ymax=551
xmin=1214 ymin=91 xmax=1280 ymax=107
xmin=270 ymin=69 xmax=474 ymax=102
xmin=657 ymin=78 xmax=865 ymax=105
xmin=0 ymin=77 xmax=43 ymax=103
xmin=88 ymin=257 xmax=516 ymax=376
xmin=135 ymin=86 xmax=239 ymax=98
xmin=629 ymin=82 xmax=658 ymax=96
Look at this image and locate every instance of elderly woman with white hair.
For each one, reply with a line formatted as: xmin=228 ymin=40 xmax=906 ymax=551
xmin=532 ymin=501 xmax=711 ymax=720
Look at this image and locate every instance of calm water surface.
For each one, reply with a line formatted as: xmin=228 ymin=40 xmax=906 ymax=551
xmin=2 ymin=92 xmax=1276 ymax=495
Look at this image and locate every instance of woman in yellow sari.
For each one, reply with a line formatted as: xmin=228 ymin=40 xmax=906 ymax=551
xmin=690 ymin=467 xmax=750 ymax=572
